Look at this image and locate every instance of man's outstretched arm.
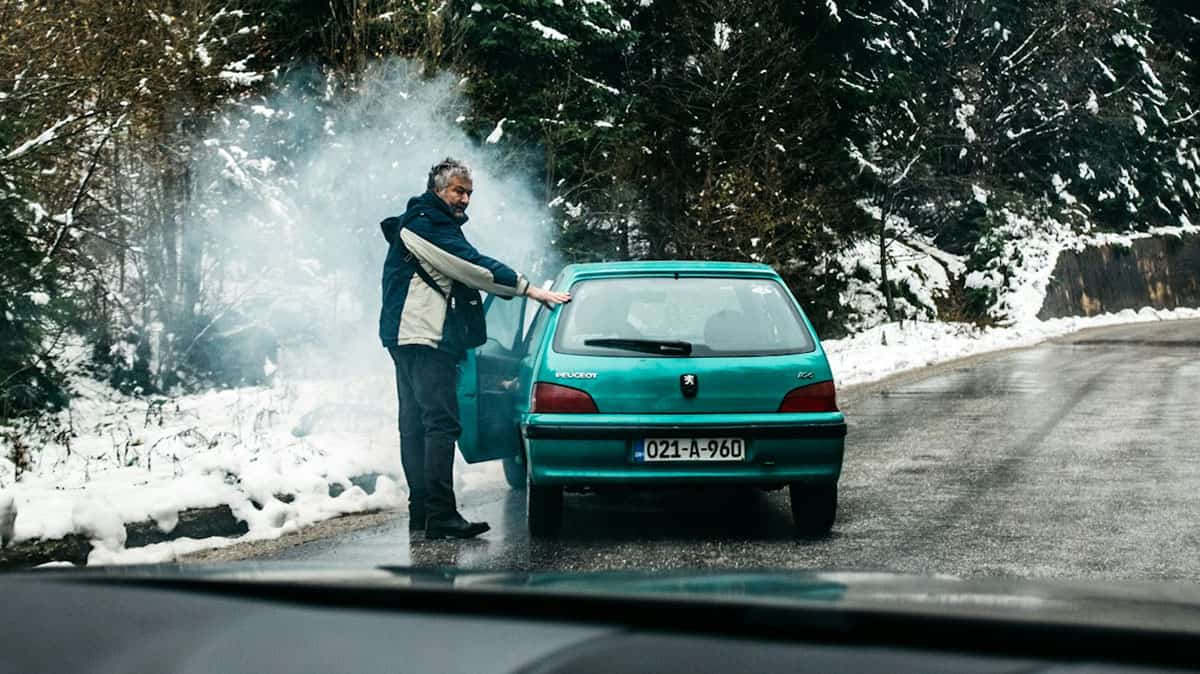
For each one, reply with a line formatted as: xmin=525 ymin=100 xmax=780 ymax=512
xmin=400 ymin=227 xmax=530 ymax=298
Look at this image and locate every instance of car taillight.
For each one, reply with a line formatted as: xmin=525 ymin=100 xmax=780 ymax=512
xmin=531 ymin=382 xmax=599 ymax=414
xmin=778 ymin=381 xmax=839 ymax=413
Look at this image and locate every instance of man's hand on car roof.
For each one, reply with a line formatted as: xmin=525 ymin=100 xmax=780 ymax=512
xmin=528 ymin=285 xmax=572 ymax=308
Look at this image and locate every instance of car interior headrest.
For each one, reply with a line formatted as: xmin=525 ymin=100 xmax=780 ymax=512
xmin=704 ymin=310 xmax=745 ymax=350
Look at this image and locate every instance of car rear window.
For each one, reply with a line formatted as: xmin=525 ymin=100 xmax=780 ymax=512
xmin=552 ymin=276 xmax=816 ymax=357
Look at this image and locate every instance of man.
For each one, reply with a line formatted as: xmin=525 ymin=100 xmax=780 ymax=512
xmin=379 ymin=158 xmax=570 ymax=540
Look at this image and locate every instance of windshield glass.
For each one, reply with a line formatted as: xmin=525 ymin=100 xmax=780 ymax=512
xmin=553 ymin=277 xmax=815 ymax=357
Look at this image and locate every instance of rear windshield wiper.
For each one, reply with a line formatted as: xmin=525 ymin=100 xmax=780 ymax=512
xmin=583 ymin=338 xmax=693 ymax=356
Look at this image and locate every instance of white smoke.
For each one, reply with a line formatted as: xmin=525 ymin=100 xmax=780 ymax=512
xmin=192 ymin=60 xmax=557 ymax=380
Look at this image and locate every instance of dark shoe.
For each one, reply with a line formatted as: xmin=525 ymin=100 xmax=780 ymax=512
xmin=425 ymin=518 xmax=490 ymax=540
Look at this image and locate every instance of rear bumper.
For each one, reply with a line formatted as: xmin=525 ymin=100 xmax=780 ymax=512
xmin=522 ymin=414 xmax=846 ymax=487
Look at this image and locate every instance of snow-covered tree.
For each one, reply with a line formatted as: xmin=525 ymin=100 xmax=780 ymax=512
xmin=0 ymin=1 xmax=271 ymax=390
xmin=452 ymin=0 xmax=640 ymax=260
xmin=842 ymin=0 xmax=1199 ymax=322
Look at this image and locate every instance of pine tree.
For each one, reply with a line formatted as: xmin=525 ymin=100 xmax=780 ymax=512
xmin=451 ymin=0 xmax=640 ymax=260
xmin=0 ymin=166 xmax=69 ymax=422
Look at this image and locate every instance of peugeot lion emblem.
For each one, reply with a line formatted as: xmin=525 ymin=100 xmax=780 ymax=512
xmin=680 ymin=373 xmax=699 ymax=398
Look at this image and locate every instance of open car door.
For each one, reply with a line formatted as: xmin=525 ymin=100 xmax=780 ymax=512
xmin=456 ymin=292 xmax=528 ymax=463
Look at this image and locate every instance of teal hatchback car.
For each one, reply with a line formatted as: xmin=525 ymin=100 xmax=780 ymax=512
xmin=455 ymin=261 xmax=847 ymax=537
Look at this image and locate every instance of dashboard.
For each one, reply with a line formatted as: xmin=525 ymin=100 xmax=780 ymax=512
xmin=1 ymin=574 xmax=1193 ymax=674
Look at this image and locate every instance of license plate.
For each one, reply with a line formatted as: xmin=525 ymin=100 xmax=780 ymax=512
xmin=634 ymin=438 xmax=745 ymax=462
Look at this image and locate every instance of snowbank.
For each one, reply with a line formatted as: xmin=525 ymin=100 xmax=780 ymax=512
xmin=826 ymin=306 xmax=1200 ymax=388
xmin=0 ymin=374 xmax=501 ymax=565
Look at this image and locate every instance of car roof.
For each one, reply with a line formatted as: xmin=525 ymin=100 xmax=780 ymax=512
xmin=558 ymin=260 xmax=780 ymax=284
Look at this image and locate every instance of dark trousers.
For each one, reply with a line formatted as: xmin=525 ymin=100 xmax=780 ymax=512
xmin=388 ymin=345 xmax=462 ymax=524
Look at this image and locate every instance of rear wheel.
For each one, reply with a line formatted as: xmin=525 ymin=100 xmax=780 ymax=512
xmin=502 ymin=456 xmax=526 ymax=490
xmin=527 ymin=474 xmax=563 ymax=538
xmin=789 ymin=483 xmax=837 ymax=537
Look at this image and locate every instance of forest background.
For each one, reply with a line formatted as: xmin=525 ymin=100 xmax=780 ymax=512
xmin=1 ymin=0 xmax=1196 ymax=427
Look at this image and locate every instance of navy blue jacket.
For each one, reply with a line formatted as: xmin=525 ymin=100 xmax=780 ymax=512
xmin=379 ymin=192 xmax=528 ymax=355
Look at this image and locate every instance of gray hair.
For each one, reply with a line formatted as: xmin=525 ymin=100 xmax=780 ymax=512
xmin=427 ymin=157 xmax=472 ymax=192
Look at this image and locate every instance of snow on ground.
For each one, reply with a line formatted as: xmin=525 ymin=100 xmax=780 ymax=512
xmin=0 ymin=371 xmax=502 ymax=565
xmin=966 ymin=215 xmax=1199 ymax=324
xmin=826 ymin=306 xmax=1200 ymax=388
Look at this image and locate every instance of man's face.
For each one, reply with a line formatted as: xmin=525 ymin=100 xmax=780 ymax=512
xmin=435 ymin=175 xmax=473 ymax=219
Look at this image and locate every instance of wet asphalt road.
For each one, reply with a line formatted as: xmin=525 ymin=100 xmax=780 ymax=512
xmin=252 ymin=320 xmax=1200 ymax=581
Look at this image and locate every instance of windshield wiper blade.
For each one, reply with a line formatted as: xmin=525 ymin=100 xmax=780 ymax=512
xmin=583 ymin=338 xmax=693 ymax=355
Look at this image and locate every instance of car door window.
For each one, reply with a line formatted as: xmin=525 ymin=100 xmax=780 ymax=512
xmin=519 ymin=281 xmax=555 ymax=354
xmin=484 ymin=293 xmax=524 ymax=351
